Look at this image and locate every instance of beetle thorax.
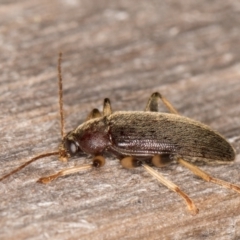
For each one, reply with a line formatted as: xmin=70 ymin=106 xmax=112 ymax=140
xmin=73 ymin=117 xmax=111 ymax=155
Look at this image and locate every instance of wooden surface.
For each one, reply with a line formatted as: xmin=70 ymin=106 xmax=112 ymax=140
xmin=1 ymin=1 xmax=240 ymax=239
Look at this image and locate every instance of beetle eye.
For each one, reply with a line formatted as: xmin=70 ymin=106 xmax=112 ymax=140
xmin=65 ymin=139 xmax=79 ymax=156
xmin=70 ymin=141 xmax=77 ymax=154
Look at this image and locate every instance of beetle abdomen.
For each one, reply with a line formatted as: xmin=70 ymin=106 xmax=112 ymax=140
xmin=108 ymin=111 xmax=235 ymax=164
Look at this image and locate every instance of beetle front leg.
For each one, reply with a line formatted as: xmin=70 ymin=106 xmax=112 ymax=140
xmin=145 ymin=92 xmax=179 ymax=114
xmin=37 ymin=155 xmax=106 ymax=184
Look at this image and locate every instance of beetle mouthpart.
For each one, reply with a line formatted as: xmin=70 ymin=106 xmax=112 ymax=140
xmin=58 ymin=143 xmax=69 ymax=162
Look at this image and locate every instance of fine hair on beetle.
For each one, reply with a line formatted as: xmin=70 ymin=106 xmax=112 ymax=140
xmin=1 ymin=53 xmax=240 ymax=215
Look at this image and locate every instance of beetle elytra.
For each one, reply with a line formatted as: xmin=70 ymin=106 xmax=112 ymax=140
xmin=1 ymin=53 xmax=240 ymax=215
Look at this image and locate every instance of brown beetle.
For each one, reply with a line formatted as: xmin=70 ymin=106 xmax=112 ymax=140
xmin=1 ymin=53 xmax=239 ymax=215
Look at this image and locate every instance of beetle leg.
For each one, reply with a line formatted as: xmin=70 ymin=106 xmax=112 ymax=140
xmin=145 ymin=92 xmax=179 ymax=114
xmin=178 ymin=158 xmax=240 ymax=194
xmin=120 ymin=156 xmax=198 ymax=214
xmin=142 ymin=164 xmax=199 ymax=215
xmin=86 ymin=108 xmax=102 ymax=121
xmin=92 ymin=155 xmax=106 ymax=168
xmin=120 ymin=156 xmax=142 ymax=168
xmin=37 ymin=164 xmax=93 ymax=184
xmin=151 ymin=154 xmax=172 ymax=167
xmin=37 ymin=155 xmax=106 ymax=184
xmin=103 ymin=98 xmax=112 ymax=116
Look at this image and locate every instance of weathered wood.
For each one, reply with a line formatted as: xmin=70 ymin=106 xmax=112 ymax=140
xmin=0 ymin=1 xmax=240 ymax=239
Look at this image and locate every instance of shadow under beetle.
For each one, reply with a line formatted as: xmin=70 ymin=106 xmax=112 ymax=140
xmin=1 ymin=53 xmax=240 ymax=215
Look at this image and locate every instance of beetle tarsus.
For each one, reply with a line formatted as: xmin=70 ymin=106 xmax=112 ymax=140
xmin=37 ymin=174 xmax=60 ymax=184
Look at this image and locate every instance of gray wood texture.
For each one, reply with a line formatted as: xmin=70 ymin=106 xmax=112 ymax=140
xmin=1 ymin=1 xmax=240 ymax=239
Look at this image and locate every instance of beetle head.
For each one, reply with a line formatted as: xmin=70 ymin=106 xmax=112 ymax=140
xmin=59 ymin=131 xmax=83 ymax=161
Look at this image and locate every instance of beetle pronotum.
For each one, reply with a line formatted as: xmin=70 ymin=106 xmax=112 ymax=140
xmin=1 ymin=53 xmax=240 ymax=215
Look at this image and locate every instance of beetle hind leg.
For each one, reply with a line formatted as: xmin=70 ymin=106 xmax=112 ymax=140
xmin=178 ymin=158 xmax=240 ymax=194
xmin=145 ymin=92 xmax=179 ymax=114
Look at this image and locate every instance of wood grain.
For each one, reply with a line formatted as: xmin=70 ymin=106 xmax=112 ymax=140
xmin=0 ymin=0 xmax=240 ymax=239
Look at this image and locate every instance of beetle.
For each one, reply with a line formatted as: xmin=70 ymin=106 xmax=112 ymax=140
xmin=1 ymin=53 xmax=239 ymax=215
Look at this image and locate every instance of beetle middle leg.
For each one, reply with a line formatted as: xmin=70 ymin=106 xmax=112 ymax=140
xmin=145 ymin=92 xmax=179 ymax=114
xmin=103 ymin=98 xmax=112 ymax=116
xmin=151 ymin=154 xmax=173 ymax=167
xmin=37 ymin=155 xmax=106 ymax=184
xmin=120 ymin=155 xmax=199 ymax=215
xmin=86 ymin=108 xmax=102 ymax=121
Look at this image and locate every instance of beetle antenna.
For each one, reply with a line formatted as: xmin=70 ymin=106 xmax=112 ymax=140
xmin=0 ymin=151 xmax=59 ymax=181
xmin=58 ymin=52 xmax=65 ymax=139
xmin=0 ymin=54 xmax=67 ymax=181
